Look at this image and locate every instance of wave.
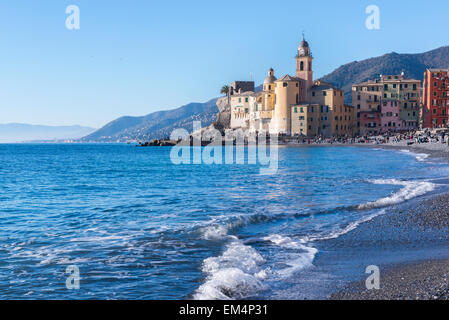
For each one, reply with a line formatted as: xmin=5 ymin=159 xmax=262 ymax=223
xmin=193 ymin=239 xmax=267 ymax=300
xmin=193 ymin=175 xmax=437 ymax=300
xmin=399 ymin=149 xmax=429 ymax=162
xmin=263 ymin=234 xmax=317 ymax=277
xmin=305 ymin=209 xmax=386 ymax=242
xmin=358 ymin=179 xmax=435 ymax=210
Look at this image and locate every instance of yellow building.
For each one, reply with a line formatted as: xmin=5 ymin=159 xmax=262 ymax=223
xmin=227 ymin=36 xmax=356 ymax=137
xmin=270 ymin=75 xmax=301 ymax=135
xmin=291 ymin=104 xmax=320 ymax=136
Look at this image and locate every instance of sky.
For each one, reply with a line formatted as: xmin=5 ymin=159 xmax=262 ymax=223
xmin=0 ymin=0 xmax=448 ymax=128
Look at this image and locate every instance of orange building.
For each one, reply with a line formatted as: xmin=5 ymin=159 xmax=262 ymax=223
xmin=422 ymin=69 xmax=449 ymax=128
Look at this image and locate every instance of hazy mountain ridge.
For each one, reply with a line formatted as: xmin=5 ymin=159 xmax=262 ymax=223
xmin=0 ymin=123 xmax=96 ymax=143
xmin=82 ymin=99 xmax=218 ymax=142
xmin=84 ymin=46 xmax=449 ymax=142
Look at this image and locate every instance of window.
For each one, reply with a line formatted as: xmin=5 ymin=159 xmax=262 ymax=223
xmin=294 ymin=107 xmax=298 ymax=113
xmin=323 ymin=91 xmax=327 ymax=96
xmin=283 ymin=82 xmax=288 ymax=87
xmin=312 ymin=92 xmax=315 ymax=97
xmin=238 ymin=98 xmax=241 ymax=103
xmin=300 ymin=61 xmax=304 ymax=71
xmin=245 ymin=98 xmax=248 ymax=103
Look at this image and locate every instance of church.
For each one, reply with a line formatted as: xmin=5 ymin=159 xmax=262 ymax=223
xmin=229 ymin=36 xmax=356 ymax=138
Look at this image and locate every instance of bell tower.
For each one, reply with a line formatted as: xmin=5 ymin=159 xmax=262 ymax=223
xmin=295 ymin=34 xmax=313 ymax=89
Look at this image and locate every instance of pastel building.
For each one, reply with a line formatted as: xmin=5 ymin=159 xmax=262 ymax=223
xmin=230 ymin=91 xmax=256 ymax=129
xmin=380 ymin=100 xmax=403 ymax=132
xmin=422 ymin=68 xmax=449 ymax=128
xmin=352 ymin=73 xmax=421 ymax=135
xmin=359 ymin=111 xmax=381 ymax=136
xmin=381 ymin=74 xmax=420 ymax=129
xmin=229 ymin=36 xmax=356 ymax=138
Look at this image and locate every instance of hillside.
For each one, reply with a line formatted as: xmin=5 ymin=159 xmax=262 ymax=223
xmin=320 ymin=46 xmax=449 ymax=103
xmin=82 ymin=99 xmax=218 ymax=142
xmin=0 ymin=124 xmax=96 ymax=143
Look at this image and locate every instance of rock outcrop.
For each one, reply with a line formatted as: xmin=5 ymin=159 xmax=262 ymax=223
xmin=212 ymin=96 xmax=231 ymax=133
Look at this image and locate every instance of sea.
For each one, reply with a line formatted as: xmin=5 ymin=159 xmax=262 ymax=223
xmin=1 ymin=144 xmax=449 ymax=299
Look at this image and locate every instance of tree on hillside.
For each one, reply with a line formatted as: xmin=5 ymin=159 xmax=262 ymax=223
xmin=220 ymin=85 xmax=229 ymax=96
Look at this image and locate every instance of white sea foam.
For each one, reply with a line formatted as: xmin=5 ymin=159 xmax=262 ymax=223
xmin=194 ymin=239 xmax=267 ymax=300
xmin=306 ymin=209 xmax=386 ymax=242
xmin=358 ymin=179 xmax=435 ymax=209
xmin=399 ymin=149 xmax=430 ymax=162
xmin=200 ymin=225 xmax=230 ymax=240
xmin=264 ymin=234 xmax=318 ymax=277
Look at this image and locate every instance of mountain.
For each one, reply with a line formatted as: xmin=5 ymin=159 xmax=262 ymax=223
xmin=82 ymin=98 xmax=218 ymax=142
xmin=320 ymin=46 xmax=449 ymax=103
xmin=84 ymin=46 xmax=449 ymax=142
xmin=0 ymin=124 xmax=96 ymax=143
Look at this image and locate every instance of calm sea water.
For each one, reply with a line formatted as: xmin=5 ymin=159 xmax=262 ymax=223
xmin=1 ymin=144 xmax=449 ymax=300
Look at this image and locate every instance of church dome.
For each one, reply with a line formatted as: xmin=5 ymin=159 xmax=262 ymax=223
xmin=299 ymin=39 xmax=309 ymax=48
xmin=298 ymin=34 xmax=311 ymax=56
xmin=263 ymin=68 xmax=277 ymax=84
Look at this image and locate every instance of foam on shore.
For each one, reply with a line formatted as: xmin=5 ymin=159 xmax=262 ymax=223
xmin=399 ymin=149 xmax=430 ymax=162
xmin=193 ymin=239 xmax=267 ymax=300
xmin=358 ymin=179 xmax=435 ymax=209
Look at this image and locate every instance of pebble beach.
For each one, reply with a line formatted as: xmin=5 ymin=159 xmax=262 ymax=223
xmin=330 ymin=141 xmax=449 ymax=300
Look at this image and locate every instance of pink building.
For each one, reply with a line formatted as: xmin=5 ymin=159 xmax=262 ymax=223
xmin=360 ymin=111 xmax=381 ymax=136
xmin=380 ymin=100 xmax=403 ymax=133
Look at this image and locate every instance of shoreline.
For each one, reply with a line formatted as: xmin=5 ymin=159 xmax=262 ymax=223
xmin=326 ymin=185 xmax=449 ymax=300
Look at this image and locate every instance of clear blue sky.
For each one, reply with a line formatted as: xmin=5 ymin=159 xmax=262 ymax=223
xmin=0 ymin=0 xmax=447 ymax=128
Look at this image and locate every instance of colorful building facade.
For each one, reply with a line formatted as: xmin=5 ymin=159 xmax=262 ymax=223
xmin=229 ymin=37 xmax=356 ymax=138
xmin=352 ymin=74 xmax=421 ymax=135
xmin=380 ymin=100 xmax=402 ymax=132
xmin=422 ymin=68 xmax=449 ymax=128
